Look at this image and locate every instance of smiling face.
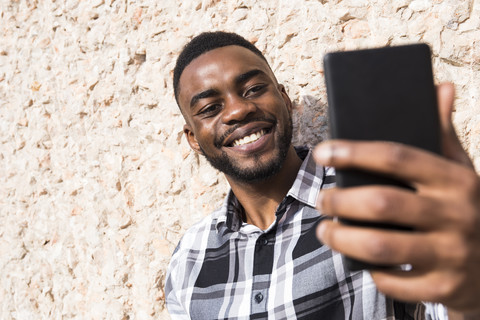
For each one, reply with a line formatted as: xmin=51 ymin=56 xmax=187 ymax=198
xmin=177 ymin=45 xmax=293 ymax=183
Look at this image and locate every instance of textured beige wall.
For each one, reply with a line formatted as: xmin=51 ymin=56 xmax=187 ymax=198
xmin=1 ymin=0 xmax=479 ymax=318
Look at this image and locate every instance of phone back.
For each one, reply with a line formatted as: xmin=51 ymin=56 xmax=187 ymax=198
xmin=323 ymin=44 xmax=441 ymax=271
xmin=323 ymin=43 xmax=441 ymax=189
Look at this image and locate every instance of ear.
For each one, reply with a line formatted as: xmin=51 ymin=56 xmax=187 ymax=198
xmin=183 ymin=124 xmax=203 ymax=155
xmin=278 ymin=84 xmax=293 ymax=114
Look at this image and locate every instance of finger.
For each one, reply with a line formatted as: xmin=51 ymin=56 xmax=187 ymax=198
xmin=436 ymin=83 xmax=474 ymax=168
xmin=316 ymin=187 xmax=454 ymax=230
xmin=372 ymin=269 xmax=480 ymax=312
xmin=316 ymin=219 xmax=436 ymax=267
xmin=369 ymin=270 xmax=454 ymax=305
xmin=437 ymin=83 xmax=455 ymax=130
xmin=313 ymin=140 xmax=471 ymax=189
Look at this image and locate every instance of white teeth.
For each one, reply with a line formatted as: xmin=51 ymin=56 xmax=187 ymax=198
xmin=232 ymin=129 xmax=266 ymax=147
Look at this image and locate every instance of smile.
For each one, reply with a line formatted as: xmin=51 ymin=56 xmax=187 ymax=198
xmin=231 ymin=129 xmax=268 ymax=147
xmin=221 ymin=120 xmax=276 ymax=149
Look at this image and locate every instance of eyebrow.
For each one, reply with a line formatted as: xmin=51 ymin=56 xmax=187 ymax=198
xmin=234 ymin=69 xmax=264 ymax=85
xmin=190 ymin=89 xmax=219 ymax=109
xmin=189 ymin=69 xmax=267 ymax=109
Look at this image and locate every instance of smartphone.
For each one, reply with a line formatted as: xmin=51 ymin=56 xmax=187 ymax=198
xmin=323 ymin=43 xmax=441 ymax=271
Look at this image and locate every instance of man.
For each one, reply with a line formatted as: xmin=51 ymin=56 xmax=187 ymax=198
xmin=165 ymin=31 xmax=480 ymax=319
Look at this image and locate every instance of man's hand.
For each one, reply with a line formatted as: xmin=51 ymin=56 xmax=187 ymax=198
xmin=313 ymin=83 xmax=480 ymax=314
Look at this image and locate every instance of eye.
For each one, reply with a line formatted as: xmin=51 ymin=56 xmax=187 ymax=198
xmin=197 ymin=103 xmax=222 ymax=117
xmin=245 ymin=84 xmax=266 ymax=97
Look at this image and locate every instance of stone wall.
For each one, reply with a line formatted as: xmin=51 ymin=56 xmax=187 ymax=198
xmin=1 ymin=0 xmax=479 ymax=318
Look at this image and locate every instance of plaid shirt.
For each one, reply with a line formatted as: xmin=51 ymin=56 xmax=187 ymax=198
xmin=165 ymin=147 xmax=445 ymax=319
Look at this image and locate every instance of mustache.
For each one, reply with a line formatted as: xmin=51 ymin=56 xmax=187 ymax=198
xmin=214 ymin=117 xmax=277 ymax=148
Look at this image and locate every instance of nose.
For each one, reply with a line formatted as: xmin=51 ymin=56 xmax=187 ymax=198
xmin=221 ymin=94 xmax=257 ymax=124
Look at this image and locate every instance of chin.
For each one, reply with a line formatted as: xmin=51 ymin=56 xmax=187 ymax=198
xmin=204 ymin=147 xmax=288 ymax=183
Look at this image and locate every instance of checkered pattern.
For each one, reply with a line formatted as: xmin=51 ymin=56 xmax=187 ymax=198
xmin=165 ymin=148 xmax=442 ymax=319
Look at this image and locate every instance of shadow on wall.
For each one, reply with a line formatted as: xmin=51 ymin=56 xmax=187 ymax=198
xmin=292 ymin=95 xmax=330 ymax=148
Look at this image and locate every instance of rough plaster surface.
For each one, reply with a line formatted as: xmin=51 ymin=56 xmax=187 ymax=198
xmin=0 ymin=0 xmax=479 ymax=318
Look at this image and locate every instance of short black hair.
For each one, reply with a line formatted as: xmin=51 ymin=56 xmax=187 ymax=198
xmin=173 ymin=31 xmax=268 ymax=106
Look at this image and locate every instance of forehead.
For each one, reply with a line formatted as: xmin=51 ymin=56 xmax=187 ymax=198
xmin=177 ymin=45 xmax=274 ymax=110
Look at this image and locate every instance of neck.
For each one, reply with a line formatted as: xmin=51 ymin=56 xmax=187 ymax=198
xmin=226 ymin=146 xmax=302 ymax=230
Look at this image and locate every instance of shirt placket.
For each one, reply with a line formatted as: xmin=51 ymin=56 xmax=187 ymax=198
xmin=250 ymin=231 xmax=273 ymax=316
xmin=248 ymin=199 xmax=291 ymax=317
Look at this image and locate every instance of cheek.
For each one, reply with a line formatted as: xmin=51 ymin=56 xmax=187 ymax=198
xmin=270 ymin=93 xmax=290 ymax=113
xmin=273 ymin=98 xmax=292 ymax=121
xmin=194 ymin=121 xmax=219 ymax=146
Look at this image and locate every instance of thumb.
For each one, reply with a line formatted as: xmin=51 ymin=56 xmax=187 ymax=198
xmin=436 ymin=82 xmax=474 ymax=168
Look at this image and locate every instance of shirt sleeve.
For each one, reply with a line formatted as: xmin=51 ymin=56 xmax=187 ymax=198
xmin=424 ymin=303 xmax=449 ymax=320
xmin=164 ymin=283 xmax=190 ymax=319
xmin=164 ymin=244 xmax=191 ymax=319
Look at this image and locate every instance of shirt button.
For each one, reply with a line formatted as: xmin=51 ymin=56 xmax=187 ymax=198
xmin=262 ymin=238 xmax=268 ymax=245
xmin=254 ymin=292 xmax=264 ymax=303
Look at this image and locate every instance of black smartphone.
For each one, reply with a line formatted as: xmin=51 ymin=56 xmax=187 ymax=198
xmin=323 ymin=43 xmax=441 ymax=271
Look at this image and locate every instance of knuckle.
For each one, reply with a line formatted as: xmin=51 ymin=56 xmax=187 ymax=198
xmin=363 ymin=188 xmax=399 ymax=222
xmin=418 ymin=270 xmax=460 ymax=302
xmin=448 ymin=202 xmax=480 ymax=236
xmin=458 ymin=208 xmax=479 ymax=235
xmin=367 ymin=190 xmax=394 ymax=217
xmin=443 ymin=235 xmax=469 ymax=267
xmin=454 ymin=245 xmax=470 ymax=268
xmin=456 ymin=173 xmax=480 ymax=234
xmin=366 ymin=237 xmax=394 ymax=261
xmin=435 ymin=275 xmax=462 ymax=302
xmin=429 ymin=279 xmax=453 ymax=301
xmin=463 ymin=171 xmax=480 ymax=199
xmin=384 ymin=143 xmax=412 ymax=169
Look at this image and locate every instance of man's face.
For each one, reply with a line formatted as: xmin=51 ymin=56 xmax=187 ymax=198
xmin=177 ymin=45 xmax=293 ymax=183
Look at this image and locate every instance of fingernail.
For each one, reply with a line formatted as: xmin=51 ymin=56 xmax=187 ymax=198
xmin=317 ymin=221 xmax=327 ymax=241
xmin=316 ymin=191 xmax=324 ymax=213
xmin=313 ymin=143 xmax=333 ymax=164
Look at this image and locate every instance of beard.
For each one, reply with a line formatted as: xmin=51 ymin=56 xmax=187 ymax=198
xmin=199 ymin=116 xmax=293 ymax=183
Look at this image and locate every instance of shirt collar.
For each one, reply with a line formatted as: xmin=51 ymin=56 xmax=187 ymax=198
xmin=287 ymin=147 xmax=325 ymax=207
xmin=215 ymin=147 xmax=326 ymax=232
